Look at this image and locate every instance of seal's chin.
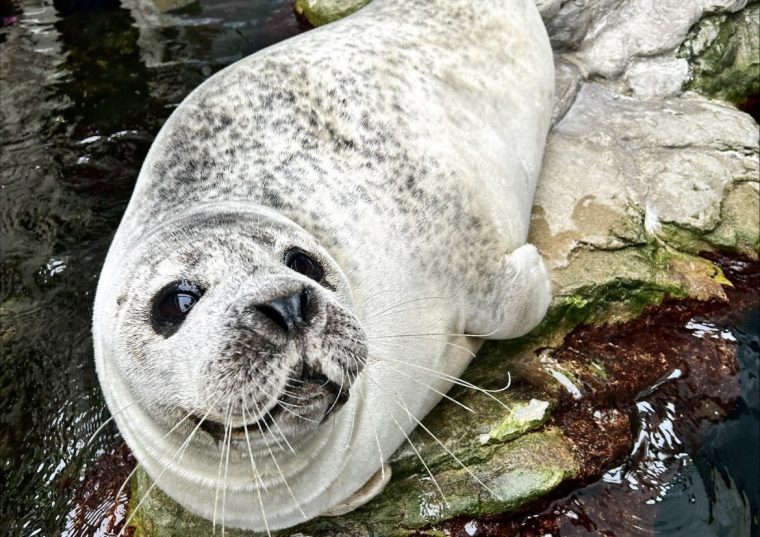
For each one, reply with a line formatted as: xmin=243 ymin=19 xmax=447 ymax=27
xmin=191 ymin=365 xmax=350 ymax=442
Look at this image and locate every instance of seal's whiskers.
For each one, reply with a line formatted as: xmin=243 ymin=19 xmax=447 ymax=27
xmin=368 ymin=378 xmax=449 ymax=507
xmin=275 ymin=400 xmax=319 ymax=424
xmin=212 ymin=399 xmax=233 ymax=533
xmin=372 ymin=328 xmax=499 ymax=339
xmin=370 ymin=377 xmax=504 ymax=502
xmin=241 ymin=400 xmax=272 ymax=537
xmin=221 ymin=404 xmax=234 ymax=536
xmin=382 ymin=362 xmax=474 ymax=414
xmin=234 ymin=344 xmax=311 ymax=402
xmin=113 ymin=404 xmax=206 ymax=516
xmin=247 ymin=370 xmax=299 ymax=454
xmin=85 ymin=400 xmax=139 ymax=448
xmin=368 ymin=334 xmax=477 ymax=359
xmin=117 ymin=403 xmax=216 ymax=537
xmin=235 ymin=342 xmax=308 ymax=401
xmin=373 ymin=347 xmax=513 ymax=411
xmin=355 ymin=383 xmax=387 ymax=481
xmin=363 ymin=295 xmax=448 ymax=321
xmin=217 ymin=349 xmax=316 ymax=422
xmin=244 ymin=398 xmax=307 ymax=520
xmin=324 ymin=370 xmax=346 ymax=419
xmin=268 ymin=409 xmax=297 ymax=454
xmin=345 ymin=369 xmax=360 ymax=449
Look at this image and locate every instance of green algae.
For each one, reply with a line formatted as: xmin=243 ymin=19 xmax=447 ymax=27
xmin=294 ymin=0 xmax=370 ymax=27
xmin=680 ymin=2 xmax=760 ymax=105
xmin=485 ymin=399 xmax=550 ymax=443
xmin=297 ymin=429 xmax=578 ymax=536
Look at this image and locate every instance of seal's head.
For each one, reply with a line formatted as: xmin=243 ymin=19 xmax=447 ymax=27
xmin=95 ymin=203 xmax=366 ymax=452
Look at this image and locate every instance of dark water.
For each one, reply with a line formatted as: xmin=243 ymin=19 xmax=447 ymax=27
xmin=0 ymin=2 xmax=306 ymax=535
xmin=654 ymin=309 xmax=759 ymax=536
xmin=522 ymin=306 xmax=760 ymax=537
xmin=0 ymin=2 xmax=758 ymax=537
xmin=667 ymin=308 xmax=759 ymax=536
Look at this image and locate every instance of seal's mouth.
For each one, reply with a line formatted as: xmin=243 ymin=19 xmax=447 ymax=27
xmin=192 ymin=366 xmax=349 ymax=441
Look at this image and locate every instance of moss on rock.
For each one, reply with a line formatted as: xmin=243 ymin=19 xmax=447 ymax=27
xmin=680 ymin=2 xmax=760 ymax=105
xmin=294 ymin=0 xmax=370 ymax=27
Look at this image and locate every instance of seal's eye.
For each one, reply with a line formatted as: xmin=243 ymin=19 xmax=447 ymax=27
xmin=285 ymin=251 xmax=324 ymax=282
xmin=152 ymin=280 xmax=204 ymax=334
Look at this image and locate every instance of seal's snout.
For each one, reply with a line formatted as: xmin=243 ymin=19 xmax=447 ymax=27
xmin=201 ymin=278 xmax=366 ymax=444
xmin=254 ymin=288 xmax=310 ymax=333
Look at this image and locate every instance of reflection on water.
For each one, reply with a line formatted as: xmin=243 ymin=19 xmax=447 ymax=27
xmin=0 ymin=2 xmax=306 ymax=535
xmin=515 ymin=307 xmax=759 ymax=537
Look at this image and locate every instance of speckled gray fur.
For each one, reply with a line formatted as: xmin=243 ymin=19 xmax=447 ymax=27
xmin=93 ymin=0 xmax=554 ymax=531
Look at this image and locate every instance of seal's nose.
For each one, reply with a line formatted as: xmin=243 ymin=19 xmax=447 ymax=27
xmin=255 ymin=289 xmax=309 ymax=333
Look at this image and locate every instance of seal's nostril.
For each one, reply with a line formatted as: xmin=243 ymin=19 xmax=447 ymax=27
xmin=300 ymin=288 xmax=310 ymax=317
xmin=255 ymin=290 xmax=307 ymax=333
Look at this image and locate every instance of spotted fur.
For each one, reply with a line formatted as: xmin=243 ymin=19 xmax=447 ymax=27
xmin=93 ymin=0 xmax=554 ymax=530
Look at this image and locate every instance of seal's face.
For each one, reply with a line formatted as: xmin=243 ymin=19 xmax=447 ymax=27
xmin=102 ymin=208 xmax=366 ymax=452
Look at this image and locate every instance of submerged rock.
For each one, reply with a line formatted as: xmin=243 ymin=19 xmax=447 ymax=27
xmin=124 ymin=1 xmax=759 ymax=535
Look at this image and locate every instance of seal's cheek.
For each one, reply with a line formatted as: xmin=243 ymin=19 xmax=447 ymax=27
xmin=308 ymin=301 xmax=368 ymax=384
xmin=195 ymin=330 xmax=300 ymax=423
xmin=171 ymin=298 xmax=367 ymax=443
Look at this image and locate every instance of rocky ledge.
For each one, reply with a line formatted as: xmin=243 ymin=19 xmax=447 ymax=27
xmin=123 ymin=1 xmax=759 ymax=535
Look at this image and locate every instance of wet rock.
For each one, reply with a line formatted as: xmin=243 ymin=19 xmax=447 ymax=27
xmin=126 ymin=1 xmax=759 ymax=535
xmin=293 ymin=0 xmax=370 ymax=27
xmin=533 ymin=82 xmax=759 ymax=290
xmin=63 ymin=443 xmax=136 ymax=537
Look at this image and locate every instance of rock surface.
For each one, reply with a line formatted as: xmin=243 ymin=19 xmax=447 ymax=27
xmin=128 ymin=1 xmax=759 ymax=535
xmin=294 ymin=0 xmax=370 ymax=27
xmin=680 ymin=2 xmax=760 ymax=105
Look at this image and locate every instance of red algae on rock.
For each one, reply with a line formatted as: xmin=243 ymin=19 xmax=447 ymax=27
xmin=63 ymin=443 xmax=136 ymax=537
xmin=432 ymin=254 xmax=759 ymax=537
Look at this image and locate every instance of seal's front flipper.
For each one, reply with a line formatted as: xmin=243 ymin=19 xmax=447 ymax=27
xmin=324 ymin=464 xmax=392 ymax=516
xmin=467 ymin=244 xmax=552 ymax=340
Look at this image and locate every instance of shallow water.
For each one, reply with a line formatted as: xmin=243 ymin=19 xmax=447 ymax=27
xmin=0 ymin=2 xmax=757 ymax=537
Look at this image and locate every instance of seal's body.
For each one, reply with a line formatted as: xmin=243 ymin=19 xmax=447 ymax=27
xmin=93 ymin=0 xmax=554 ymax=530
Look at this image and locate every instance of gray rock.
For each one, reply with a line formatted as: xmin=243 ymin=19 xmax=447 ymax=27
xmin=535 ymin=83 xmax=758 ymax=270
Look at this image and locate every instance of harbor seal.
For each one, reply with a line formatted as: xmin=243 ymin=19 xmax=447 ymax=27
xmin=92 ymin=0 xmax=554 ymax=531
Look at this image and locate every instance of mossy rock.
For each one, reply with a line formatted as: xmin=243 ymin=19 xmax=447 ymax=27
xmin=680 ymin=2 xmax=760 ymax=105
xmin=294 ymin=0 xmax=370 ymax=27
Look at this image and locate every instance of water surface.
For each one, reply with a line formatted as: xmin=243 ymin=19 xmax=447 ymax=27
xmin=0 ymin=2 xmax=306 ymax=534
